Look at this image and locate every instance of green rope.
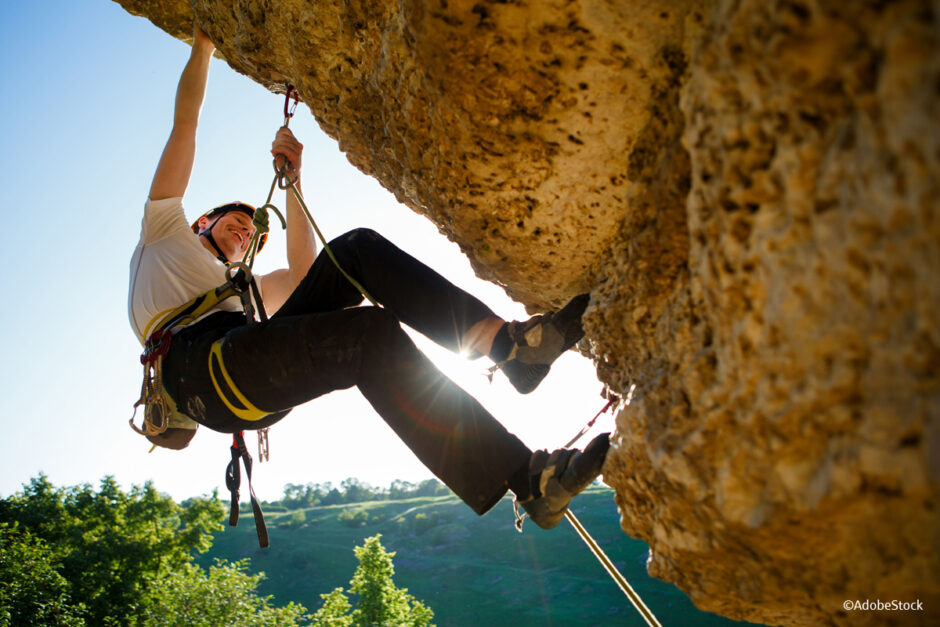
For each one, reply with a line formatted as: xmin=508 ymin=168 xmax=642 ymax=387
xmin=241 ymin=159 xmax=377 ymax=307
xmin=240 ymin=168 xmax=286 ymax=269
xmin=284 ymin=175 xmax=378 ymax=306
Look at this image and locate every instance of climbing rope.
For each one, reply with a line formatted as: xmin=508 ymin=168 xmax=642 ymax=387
xmin=241 ymin=84 xmax=377 ymax=305
xmin=209 ymin=84 xmax=378 ymax=466
xmin=565 ymin=509 xmax=661 ymax=627
xmin=527 ymin=384 xmax=661 ymax=627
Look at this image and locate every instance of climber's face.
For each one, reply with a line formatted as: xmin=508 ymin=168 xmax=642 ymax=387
xmin=197 ymin=210 xmax=256 ymax=260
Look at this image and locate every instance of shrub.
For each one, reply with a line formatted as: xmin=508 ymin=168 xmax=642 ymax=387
xmin=312 ymin=535 xmax=433 ymax=626
xmin=338 ymin=508 xmax=369 ymax=528
xmin=394 ymin=516 xmax=410 ymax=535
xmin=280 ymin=509 xmax=306 ymax=528
xmin=413 ymin=512 xmax=435 ymax=535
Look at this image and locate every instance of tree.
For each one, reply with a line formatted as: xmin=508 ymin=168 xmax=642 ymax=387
xmin=321 ymin=486 xmax=344 ymax=506
xmin=0 ymin=523 xmax=85 ymax=626
xmin=130 ymin=559 xmax=309 ymax=626
xmin=280 ymin=482 xmax=325 ymax=509
xmin=285 ymin=509 xmax=308 ymax=528
xmin=0 ymin=475 xmax=223 ymax=625
xmin=337 ymin=508 xmax=369 ymax=528
xmin=312 ymin=535 xmax=433 ymax=627
xmin=312 ymin=589 xmax=352 ymax=627
xmin=415 ymin=479 xmax=448 ymax=497
xmin=282 ymin=483 xmax=310 ymax=509
xmin=340 ymin=478 xmax=376 ymax=503
xmin=389 ymin=480 xmax=416 ymax=500
xmin=0 ymin=475 xmax=309 ymax=625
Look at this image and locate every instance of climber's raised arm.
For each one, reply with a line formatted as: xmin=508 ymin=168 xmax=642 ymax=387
xmin=149 ymin=24 xmax=215 ymax=201
xmin=259 ymin=126 xmax=318 ymax=312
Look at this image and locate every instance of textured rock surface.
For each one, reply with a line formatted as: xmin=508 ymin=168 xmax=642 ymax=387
xmin=115 ymin=0 xmax=940 ymax=624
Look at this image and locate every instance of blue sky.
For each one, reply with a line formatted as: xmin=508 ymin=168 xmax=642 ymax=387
xmin=0 ymin=1 xmax=610 ymax=502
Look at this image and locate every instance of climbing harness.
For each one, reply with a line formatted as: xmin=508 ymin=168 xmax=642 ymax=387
xmin=513 ymin=384 xmax=660 ymax=627
xmin=129 ymin=263 xmax=264 ymax=438
xmin=129 ymin=261 xmax=273 ymax=547
xmin=129 ymin=328 xmax=174 ymax=437
xmin=204 ymin=263 xmax=274 ymax=425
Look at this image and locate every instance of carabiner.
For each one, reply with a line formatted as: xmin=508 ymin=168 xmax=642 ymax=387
xmin=283 ymin=83 xmax=299 ymax=126
xmin=225 ymin=261 xmax=253 ymax=291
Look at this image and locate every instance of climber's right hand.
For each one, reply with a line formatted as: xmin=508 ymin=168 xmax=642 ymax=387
xmin=193 ymin=22 xmax=215 ymax=53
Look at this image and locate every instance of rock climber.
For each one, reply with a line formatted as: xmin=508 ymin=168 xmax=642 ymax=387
xmin=127 ymin=23 xmax=608 ymax=529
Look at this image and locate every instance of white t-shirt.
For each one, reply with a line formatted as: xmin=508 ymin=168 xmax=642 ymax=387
xmin=128 ymin=197 xmax=243 ymax=343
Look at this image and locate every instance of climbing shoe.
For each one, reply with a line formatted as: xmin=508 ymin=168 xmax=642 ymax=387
xmin=500 ymin=293 xmax=590 ymax=394
xmin=516 ymin=432 xmax=610 ymax=530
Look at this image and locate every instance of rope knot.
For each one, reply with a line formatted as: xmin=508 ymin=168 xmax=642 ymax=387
xmin=252 ymin=205 xmax=271 ymax=234
xmin=255 ymin=203 xmax=286 ymax=232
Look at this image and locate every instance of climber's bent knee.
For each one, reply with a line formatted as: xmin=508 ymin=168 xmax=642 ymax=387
xmin=328 ymin=227 xmax=383 ymax=252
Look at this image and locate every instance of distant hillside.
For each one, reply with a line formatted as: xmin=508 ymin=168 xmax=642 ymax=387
xmin=201 ymin=487 xmax=757 ymax=626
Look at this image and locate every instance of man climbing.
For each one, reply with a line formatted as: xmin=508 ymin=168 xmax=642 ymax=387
xmin=128 ymin=24 xmax=609 ymax=530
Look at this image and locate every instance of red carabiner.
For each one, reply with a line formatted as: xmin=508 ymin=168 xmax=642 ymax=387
xmin=140 ymin=329 xmax=172 ymax=365
xmin=283 ymin=84 xmax=298 ymax=123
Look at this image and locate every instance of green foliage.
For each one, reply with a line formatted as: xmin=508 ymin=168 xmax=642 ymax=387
xmin=393 ymin=516 xmax=410 ymax=535
xmin=412 ymin=512 xmax=435 ymax=535
xmin=388 ymin=480 xmax=417 ymax=501
xmin=340 ymin=478 xmax=379 ymax=504
xmin=204 ymin=486 xmax=745 ymax=627
xmin=312 ymin=535 xmax=433 ymax=627
xmin=428 ymin=523 xmax=468 ymax=547
xmin=337 ymin=508 xmax=369 ymax=528
xmin=311 ymin=589 xmax=352 ymax=627
xmin=322 ymin=487 xmax=344 ymax=506
xmin=0 ymin=474 xmax=306 ymax=626
xmin=414 ymin=479 xmax=449 ymax=498
xmin=129 ymin=559 xmax=310 ymax=626
xmin=0 ymin=524 xmax=85 ymax=626
xmin=0 ymin=474 xmax=223 ymax=625
xmin=277 ymin=479 xmax=450 ymax=508
xmin=281 ymin=482 xmax=336 ymax=509
xmin=283 ymin=509 xmax=307 ymax=528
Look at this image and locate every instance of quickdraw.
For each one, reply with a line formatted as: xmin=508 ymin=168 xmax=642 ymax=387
xmin=128 ymin=330 xmax=174 ymax=437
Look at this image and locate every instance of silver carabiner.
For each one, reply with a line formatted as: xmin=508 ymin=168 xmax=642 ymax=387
xmin=273 ymin=157 xmax=296 ymax=190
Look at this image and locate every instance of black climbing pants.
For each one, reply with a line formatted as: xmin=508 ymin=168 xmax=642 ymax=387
xmin=163 ymin=228 xmax=532 ymax=515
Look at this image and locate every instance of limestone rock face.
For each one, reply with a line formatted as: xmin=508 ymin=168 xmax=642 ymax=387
xmin=115 ymin=0 xmax=940 ymax=624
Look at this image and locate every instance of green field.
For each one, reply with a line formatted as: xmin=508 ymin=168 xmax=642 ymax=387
xmin=201 ymin=487 xmax=759 ymax=626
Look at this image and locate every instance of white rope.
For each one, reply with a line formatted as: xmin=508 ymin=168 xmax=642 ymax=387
xmin=564 ymin=510 xmax=662 ymax=627
xmin=562 ymin=383 xmax=660 ymax=626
